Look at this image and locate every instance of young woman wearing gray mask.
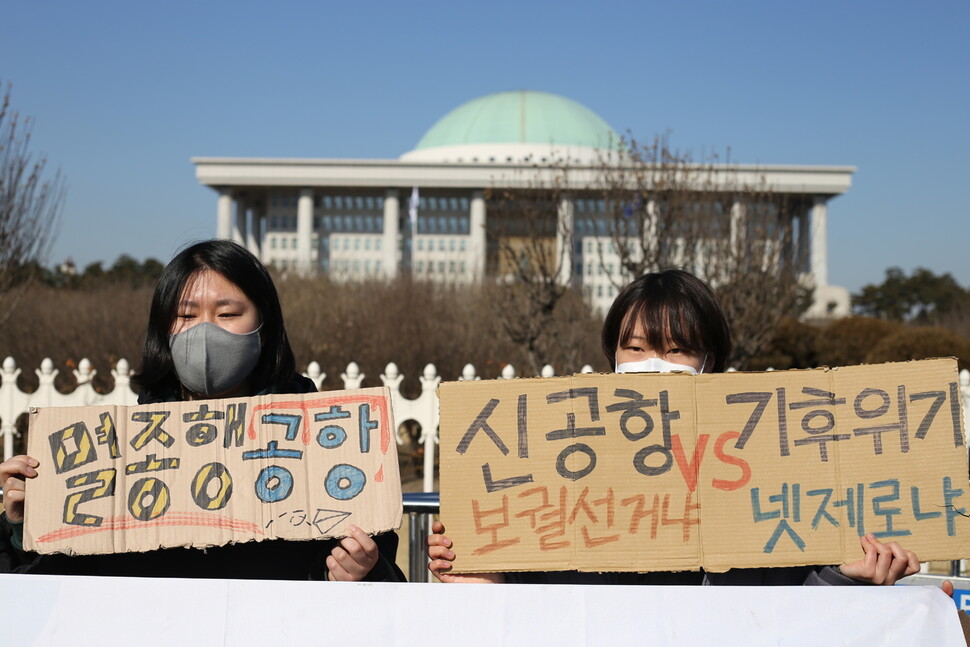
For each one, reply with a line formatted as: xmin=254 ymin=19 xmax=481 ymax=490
xmin=427 ymin=269 xmax=921 ymax=587
xmin=0 ymin=240 xmax=404 ymax=582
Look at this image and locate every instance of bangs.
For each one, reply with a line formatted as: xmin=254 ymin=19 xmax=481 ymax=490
xmin=618 ymin=295 xmax=706 ymax=355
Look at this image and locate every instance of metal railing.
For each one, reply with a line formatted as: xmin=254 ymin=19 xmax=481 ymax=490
xmin=403 ymin=491 xmax=439 ymax=583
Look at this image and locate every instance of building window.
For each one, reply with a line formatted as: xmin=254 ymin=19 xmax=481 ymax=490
xmin=292 ymin=237 xmax=297 ymax=249
xmin=365 ymin=239 xmax=371 ymax=250
xmin=417 ymin=239 xmax=424 ymax=251
xmin=417 ymin=261 xmax=424 ymax=272
xmin=376 ymin=238 xmax=382 ymax=251
xmin=460 ymin=239 xmax=467 ymax=252
xmin=281 ymin=238 xmax=287 ymax=249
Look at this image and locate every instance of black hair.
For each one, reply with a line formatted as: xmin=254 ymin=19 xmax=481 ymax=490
xmin=136 ymin=239 xmax=297 ymax=400
xmin=601 ymin=269 xmax=732 ymax=373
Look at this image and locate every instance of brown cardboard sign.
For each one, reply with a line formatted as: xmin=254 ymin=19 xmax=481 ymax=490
xmin=439 ymin=359 xmax=970 ymax=573
xmin=24 ymin=388 xmax=402 ymax=555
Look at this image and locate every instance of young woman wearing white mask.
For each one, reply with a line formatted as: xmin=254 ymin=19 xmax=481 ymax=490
xmin=427 ymin=269 xmax=920 ymax=587
xmin=0 ymin=240 xmax=404 ymax=581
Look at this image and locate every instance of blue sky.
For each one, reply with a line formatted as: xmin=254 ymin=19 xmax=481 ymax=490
xmin=2 ymin=0 xmax=966 ymax=293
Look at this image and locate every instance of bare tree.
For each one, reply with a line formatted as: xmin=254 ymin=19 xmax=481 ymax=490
xmin=0 ymin=82 xmax=65 ymax=325
xmin=590 ymin=135 xmax=811 ymax=367
xmin=484 ymin=169 xmax=601 ymax=375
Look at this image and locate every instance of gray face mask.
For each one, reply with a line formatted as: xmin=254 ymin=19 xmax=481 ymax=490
xmin=169 ymin=322 xmax=262 ymax=398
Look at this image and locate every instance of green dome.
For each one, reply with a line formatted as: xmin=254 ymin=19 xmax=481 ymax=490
xmin=413 ymin=91 xmax=619 ymax=151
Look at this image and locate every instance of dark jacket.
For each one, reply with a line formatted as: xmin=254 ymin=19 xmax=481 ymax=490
xmin=0 ymin=373 xmax=405 ymax=581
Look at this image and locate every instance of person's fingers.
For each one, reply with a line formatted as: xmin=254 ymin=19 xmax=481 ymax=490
xmin=860 ymin=534 xmax=879 ymax=574
xmin=329 ymin=546 xmax=364 ymax=580
xmin=428 ymin=558 xmax=453 ymax=577
xmin=904 ymin=551 xmax=920 ymax=577
xmin=868 ymin=535 xmax=898 ymax=584
xmin=2 ymin=476 xmax=27 ymax=521
xmin=0 ymin=456 xmax=38 ymax=480
xmin=883 ymin=543 xmax=913 ymax=583
xmin=427 ymin=545 xmax=456 ymax=562
xmin=426 ymin=533 xmax=452 ymax=548
xmin=3 ymin=486 xmax=27 ymax=503
xmin=431 ymin=520 xmax=445 ymax=534
xmin=339 ymin=537 xmax=371 ymax=565
xmin=2 ymin=475 xmax=26 ymax=491
xmin=943 ymin=580 xmax=955 ymax=598
xmin=326 ymin=554 xmax=351 ymax=581
xmin=346 ymin=525 xmax=378 ymax=559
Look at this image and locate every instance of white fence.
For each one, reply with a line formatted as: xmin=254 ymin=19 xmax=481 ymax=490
xmin=2 ymin=356 xmax=969 ymax=493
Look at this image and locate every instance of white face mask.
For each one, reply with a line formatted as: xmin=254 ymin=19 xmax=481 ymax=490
xmin=615 ymin=356 xmax=706 ymax=375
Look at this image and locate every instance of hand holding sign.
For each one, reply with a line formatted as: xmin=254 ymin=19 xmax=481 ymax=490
xmin=427 ymin=521 xmax=505 ymax=584
xmin=326 ymin=524 xmax=379 ymax=581
xmin=839 ymin=533 xmax=920 ymax=585
xmin=0 ymin=455 xmax=39 ymax=523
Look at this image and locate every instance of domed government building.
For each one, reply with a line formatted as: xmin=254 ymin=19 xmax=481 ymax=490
xmin=193 ymin=91 xmax=852 ymax=317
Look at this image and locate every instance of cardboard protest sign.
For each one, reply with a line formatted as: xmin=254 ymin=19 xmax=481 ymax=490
xmin=24 ymin=388 xmax=402 ymax=555
xmin=439 ymin=359 xmax=970 ymax=573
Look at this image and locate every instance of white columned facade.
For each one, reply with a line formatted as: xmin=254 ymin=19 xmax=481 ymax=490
xmin=383 ymin=189 xmax=400 ymax=279
xmin=469 ymin=191 xmax=487 ymax=280
xmin=233 ymin=198 xmax=247 ymax=246
xmin=556 ymin=196 xmax=574 ymax=285
xmin=810 ymin=197 xmax=828 ymax=287
xmin=217 ymin=189 xmax=233 ymax=239
xmin=296 ymin=189 xmax=314 ymax=276
xmin=247 ymin=201 xmax=262 ymax=260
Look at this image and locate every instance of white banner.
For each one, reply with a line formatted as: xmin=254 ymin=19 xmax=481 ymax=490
xmin=2 ymin=574 xmax=964 ymax=646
